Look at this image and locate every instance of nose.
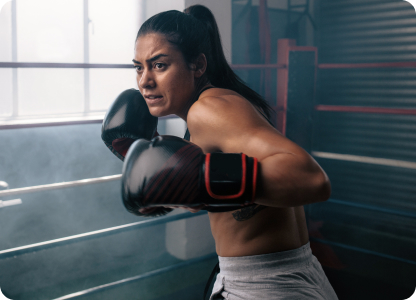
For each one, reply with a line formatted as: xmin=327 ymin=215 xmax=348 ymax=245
xmin=138 ymin=69 xmax=155 ymax=89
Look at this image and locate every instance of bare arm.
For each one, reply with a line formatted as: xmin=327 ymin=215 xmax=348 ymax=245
xmin=187 ymin=91 xmax=331 ymax=208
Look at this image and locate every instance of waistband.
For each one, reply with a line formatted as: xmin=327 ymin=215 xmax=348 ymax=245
xmin=218 ymin=242 xmax=312 ymax=277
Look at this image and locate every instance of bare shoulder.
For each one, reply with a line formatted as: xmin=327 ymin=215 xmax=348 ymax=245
xmin=188 ymin=88 xmax=257 ymax=125
xmin=186 ymin=87 xmax=308 ymax=161
xmin=187 ymin=88 xmax=271 ymax=152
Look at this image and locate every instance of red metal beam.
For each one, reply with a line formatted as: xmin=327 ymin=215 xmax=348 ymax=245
xmin=318 ymin=62 xmax=416 ymax=69
xmin=315 ymin=105 xmax=416 ymax=116
xmin=231 ymin=64 xmax=285 ymax=69
xmin=276 ymin=39 xmax=297 ymax=135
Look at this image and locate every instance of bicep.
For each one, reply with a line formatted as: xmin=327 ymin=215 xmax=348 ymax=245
xmin=187 ymin=95 xmax=307 ymax=159
xmin=187 ymin=97 xmax=330 ymax=206
xmin=228 ymin=126 xmax=306 ymax=160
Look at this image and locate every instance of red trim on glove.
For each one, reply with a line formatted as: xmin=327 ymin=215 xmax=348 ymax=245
xmin=112 ymin=138 xmax=135 ymax=158
xmin=252 ymin=157 xmax=258 ymax=203
xmin=205 ymin=153 xmax=247 ymax=200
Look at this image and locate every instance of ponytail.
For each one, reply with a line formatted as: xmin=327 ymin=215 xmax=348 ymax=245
xmin=137 ymin=5 xmax=274 ymax=120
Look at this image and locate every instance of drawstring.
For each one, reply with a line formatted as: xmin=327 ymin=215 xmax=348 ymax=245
xmin=203 ymin=261 xmax=220 ymax=300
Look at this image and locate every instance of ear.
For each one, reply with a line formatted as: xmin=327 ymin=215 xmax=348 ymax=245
xmin=193 ymin=53 xmax=207 ymax=78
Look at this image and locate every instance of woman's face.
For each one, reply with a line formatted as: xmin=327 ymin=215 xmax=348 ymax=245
xmin=133 ymin=33 xmax=197 ymax=118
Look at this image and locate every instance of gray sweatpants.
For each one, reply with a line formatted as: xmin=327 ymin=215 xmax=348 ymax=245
xmin=210 ymin=242 xmax=338 ymax=300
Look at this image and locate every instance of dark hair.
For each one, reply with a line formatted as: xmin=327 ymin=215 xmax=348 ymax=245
xmin=137 ymin=5 xmax=274 ymax=120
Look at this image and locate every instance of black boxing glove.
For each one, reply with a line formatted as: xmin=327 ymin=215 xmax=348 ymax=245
xmin=121 ymin=136 xmax=258 ymax=214
xmin=101 ymin=89 xmax=158 ymax=161
xmin=102 ymin=89 xmax=172 ymax=218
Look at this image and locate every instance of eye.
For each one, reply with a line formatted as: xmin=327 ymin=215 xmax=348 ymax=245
xmin=154 ymin=63 xmax=165 ymax=69
xmin=134 ymin=65 xmax=142 ymax=72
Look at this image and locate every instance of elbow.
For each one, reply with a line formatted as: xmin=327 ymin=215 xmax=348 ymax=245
xmin=316 ymin=172 xmax=331 ymax=203
xmin=301 ymin=155 xmax=331 ymax=204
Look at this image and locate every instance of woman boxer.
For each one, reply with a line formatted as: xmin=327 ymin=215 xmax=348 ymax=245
xmin=121 ymin=4 xmax=338 ymax=300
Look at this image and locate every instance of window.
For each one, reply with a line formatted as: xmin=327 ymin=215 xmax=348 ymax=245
xmin=0 ymin=0 xmax=142 ymax=123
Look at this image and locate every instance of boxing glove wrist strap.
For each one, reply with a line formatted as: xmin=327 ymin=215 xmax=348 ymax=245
xmin=202 ymin=153 xmax=258 ymax=205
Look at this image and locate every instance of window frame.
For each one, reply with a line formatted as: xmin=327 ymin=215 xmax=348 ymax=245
xmin=0 ymin=0 xmax=142 ymax=126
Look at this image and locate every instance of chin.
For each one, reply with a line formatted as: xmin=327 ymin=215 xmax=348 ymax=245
xmin=148 ymin=106 xmax=171 ymax=118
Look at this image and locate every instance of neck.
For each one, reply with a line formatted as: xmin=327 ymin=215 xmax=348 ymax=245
xmin=177 ymin=79 xmax=213 ymax=121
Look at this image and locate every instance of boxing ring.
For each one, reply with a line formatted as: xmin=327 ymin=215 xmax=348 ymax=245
xmin=1 ymin=38 xmax=416 ymax=299
xmin=272 ymin=39 xmax=416 ymax=297
xmin=0 ymin=110 xmax=217 ymax=298
xmin=0 ymin=176 xmax=216 ymax=299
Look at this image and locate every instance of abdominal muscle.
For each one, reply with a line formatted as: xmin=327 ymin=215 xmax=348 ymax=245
xmin=187 ymin=114 xmax=310 ymax=257
xmin=208 ymin=205 xmax=310 ymax=257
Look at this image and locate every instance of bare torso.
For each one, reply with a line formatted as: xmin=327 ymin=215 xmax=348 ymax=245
xmin=189 ymin=101 xmax=310 ymax=257
xmin=200 ymin=194 xmax=309 ymax=257
xmin=206 ymin=206 xmax=309 ymax=257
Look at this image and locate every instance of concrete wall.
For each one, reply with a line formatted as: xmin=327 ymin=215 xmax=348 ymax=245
xmin=144 ymin=0 xmax=185 ymax=20
xmin=140 ymin=0 xmax=232 ymax=63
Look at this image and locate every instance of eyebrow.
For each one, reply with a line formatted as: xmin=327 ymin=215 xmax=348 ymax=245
xmin=132 ymin=54 xmax=168 ymax=64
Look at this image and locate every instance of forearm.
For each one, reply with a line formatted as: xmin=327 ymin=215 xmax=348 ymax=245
xmin=254 ymin=153 xmax=331 ymax=207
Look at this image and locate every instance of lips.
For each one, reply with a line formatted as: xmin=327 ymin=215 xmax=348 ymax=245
xmin=144 ymin=95 xmax=164 ymax=104
xmin=144 ymin=95 xmax=162 ymax=100
xmin=144 ymin=96 xmax=162 ymax=100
